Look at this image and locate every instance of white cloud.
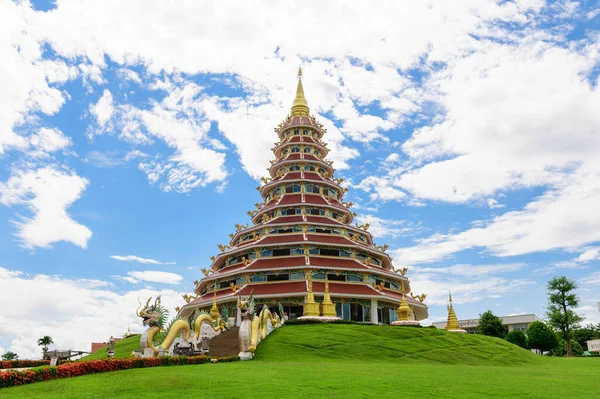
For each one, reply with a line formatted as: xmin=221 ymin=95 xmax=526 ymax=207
xmin=125 ymin=270 xmax=183 ymax=285
xmin=353 ymin=214 xmax=417 ymax=239
xmin=89 ymin=89 xmax=114 ymax=128
xmin=582 ymin=272 xmax=600 ymax=286
xmin=0 ymin=166 xmax=91 ymax=249
xmin=487 ymin=198 xmax=504 ymax=209
xmin=110 ymin=255 xmax=175 ymax=265
xmin=0 ymin=267 xmax=184 ymax=359
xmin=0 ymin=1 xmax=73 ymax=155
xmin=394 ymin=164 xmax=600 ymax=264
xmin=28 ymin=127 xmax=72 ymax=154
xmin=575 ymin=247 xmax=600 ymax=263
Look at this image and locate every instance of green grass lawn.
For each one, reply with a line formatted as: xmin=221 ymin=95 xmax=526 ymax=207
xmin=2 ymin=324 xmax=598 ymax=399
xmin=80 ymin=335 xmax=141 ymax=360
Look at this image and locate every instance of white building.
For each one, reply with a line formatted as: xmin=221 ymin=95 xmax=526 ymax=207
xmin=432 ymin=314 xmax=540 ymax=334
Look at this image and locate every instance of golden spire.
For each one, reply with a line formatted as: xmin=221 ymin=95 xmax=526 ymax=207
xmin=446 ymin=292 xmax=461 ymax=331
xmin=303 ymin=270 xmax=320 ymax=316
xmin=396 ymin=293 xmax=413 ymax=321
xmin=321 ymin=275 xmax=336 ymax=317
xmin=291 ymin=66 xmax=310 ymax=117
xmin=210 ymin=283 xmax=220 ymax=321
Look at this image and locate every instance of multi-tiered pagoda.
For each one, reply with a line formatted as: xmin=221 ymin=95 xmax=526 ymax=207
xmin=178 ymin=69 xmax=428 ymax=324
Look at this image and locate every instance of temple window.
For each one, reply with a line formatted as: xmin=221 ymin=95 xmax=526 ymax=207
xmin=304 ymin=184 xmax=321 ymax=194
xmin=294 ymin=129 xmax=300 ymax=135
xmin=251 ymin=275 xmax=266 ymax=283
xmin=304 ymin=164 xmax=316 ymax=171
xmin=290 ymin=272 xmax=305 ymax=280
xmin=327 ymin=274 xmax=346 ymax=282
xmin=282 ymin=149 xmax=289 ymax=155
xmin=291 ymin=146 xmax=301 ymax=153
xmin=318 ymin=167 xmax=326 ymax=175
xmin=307 ymin=207 xmax=325 ymax=216
xmin=347 ymin=275 xmax=363 ymax=282
xmin=272 ymin=248 xmax=291 ymax=257
xmin=289 ymin=164 xmax=301 ymax=171
xmin=278 ymin=167 xmax=286 ymax=174
xmin=260 ymin=248 xmax=273 ymax=257
xmin=267 ymin=274 xmax=290 ymax=281
xmin=303 ymin=146 xmax=312 ymax=153
xmin=314 ymin=150 xmax=321 ymax=157
xmin=285 ymin=184 xmax=301 ymax=194
xmin=303 ymin=129 xmax=309 ymax=135
xmin=264 ymin=194 xmax=271 ymax=203
xmin=273 ymin=186 xmax=282 ymax=196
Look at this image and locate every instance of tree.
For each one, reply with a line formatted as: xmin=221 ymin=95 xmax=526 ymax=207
xmin=546 ymin=276 xmax=583 ymax=357
xmin=553 ymin=339 xmax=584 ymax=357
xmin=526 ymin=321 xmax=558 ymax=354
xmin=1 ymin=351 xmax=19 ymax=360
xmin=572 ymin=323 xmax=600 ymax=350
xmin=506 ymin=330 xmax=528 ymax=349
xmin=478 ymin=310 xmax=505 ymax=338
xmin=37 ymin=335 xmax=54 ymax=354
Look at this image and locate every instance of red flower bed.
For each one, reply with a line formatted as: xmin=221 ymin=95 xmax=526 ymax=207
xmin=1 ymin=360 xmax=50 ymax=369
xmin=0 ymin=356 xmax=239 ymax=388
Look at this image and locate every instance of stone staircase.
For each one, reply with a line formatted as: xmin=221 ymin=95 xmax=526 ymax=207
xmin=208 ymin=326 xmax=240 ymax=358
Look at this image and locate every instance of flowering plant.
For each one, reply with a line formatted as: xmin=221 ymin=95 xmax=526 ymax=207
xmin=0 ymin=355 xmax=239 ymax=389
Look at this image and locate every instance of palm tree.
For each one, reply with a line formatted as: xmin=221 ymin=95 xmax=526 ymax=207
xmin=37 ymin=335 xmax=54 ymax=353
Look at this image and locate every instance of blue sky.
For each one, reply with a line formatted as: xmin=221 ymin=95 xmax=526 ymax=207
xmin=0 ymin=0 xmax=599 ymax=358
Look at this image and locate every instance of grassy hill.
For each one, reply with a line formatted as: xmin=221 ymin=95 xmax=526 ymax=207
xmin=81 ymin=335 xmax=140 ymax=360
xmin=3 ymin=324 xmax=598 ymax=399
xmin=256 ymin=324 xmax=539 ymax=365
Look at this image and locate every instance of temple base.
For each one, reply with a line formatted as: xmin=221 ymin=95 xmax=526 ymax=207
xmin=238 ymin=351 xmax=253 ymax=361
xmin=391 ymin=320 xmax=420 ymax=326
xmin=297 ymin=316 xmax=341 ymax=322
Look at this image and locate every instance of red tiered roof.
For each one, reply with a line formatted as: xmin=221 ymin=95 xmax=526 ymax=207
xmin=279 ymin=194 xmax=302 ymax=205
xmin=306 ymin=234 xmax=353 ymax=245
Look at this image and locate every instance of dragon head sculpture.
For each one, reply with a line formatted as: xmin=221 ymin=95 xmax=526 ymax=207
xmin=136 ymin=296 xmax=169 ymax=329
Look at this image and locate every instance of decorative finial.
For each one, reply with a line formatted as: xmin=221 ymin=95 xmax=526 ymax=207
xmin=291 ymin=67 xmax=309 ymax=117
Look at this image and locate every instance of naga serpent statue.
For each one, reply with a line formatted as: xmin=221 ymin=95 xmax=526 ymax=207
xmin=237 ymin=295 xmax=284 ymax=360
xmin=136 ymin=296 xmax=226 ymax=356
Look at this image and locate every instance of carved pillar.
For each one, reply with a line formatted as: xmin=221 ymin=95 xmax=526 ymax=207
xmin=370 ymin=298 xmax=378 ymax=324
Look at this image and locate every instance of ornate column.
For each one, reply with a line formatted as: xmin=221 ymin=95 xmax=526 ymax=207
xmin=371 ymin=298 xmax=378 ymax=324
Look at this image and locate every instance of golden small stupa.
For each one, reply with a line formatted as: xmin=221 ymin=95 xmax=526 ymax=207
xmin=445 ymin=292 xmax=467 ymax=333
xmin=303 ymin=272 xmax=320 ymax=317
xmin=321 ymin=275 xmax=337 ymax=317
xmin=391 ymin=294 xmax=420 ymax=326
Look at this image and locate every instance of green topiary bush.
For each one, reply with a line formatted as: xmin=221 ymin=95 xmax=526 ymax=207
xmin=505 ymin=330 xmax=528 ymax=349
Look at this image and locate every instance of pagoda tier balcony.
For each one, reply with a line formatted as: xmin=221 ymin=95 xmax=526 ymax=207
xmin=180 ymin=279 xmax=428 ymax=321
xmin=201 ymin=255 xmax=400 ymax=291
xmin=228 ymin=217 xmax=376 ymax=247
xmin=268 ymin=157 xmax=334 ymax=177
xmin=272 ymin=140 xmax=329 ymax=160
xmin=213 ymin=238 xmax=392 ymax=271
xmin=249 ymin=197 xmax=354 ymax=225
xmin=260 ymin=170 xmax=338 ymax=197
xmin=274 ymin=115 xmax=325 ymax=139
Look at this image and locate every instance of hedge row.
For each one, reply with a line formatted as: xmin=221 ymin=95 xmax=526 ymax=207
xmin=0 ymin=356 xmax=239 ymax=389
xmin=1 ymin=360 xmax=50 ymax=369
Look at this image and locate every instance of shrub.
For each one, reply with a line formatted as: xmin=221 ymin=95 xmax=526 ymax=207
xmin=478 ymin=311 xmax=505 ymax=338
xmin=527 ymin=321 xmax=558 ymax=353
xmin=0 ymin=360 xmax=50 ymax=369
xmin=553 ymin=340 xmax=583 ymax=357
xmin=505 ymin=330 xmax=528 ymax=349
xmin=0 ymin=356 xmax=239 ymax=389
